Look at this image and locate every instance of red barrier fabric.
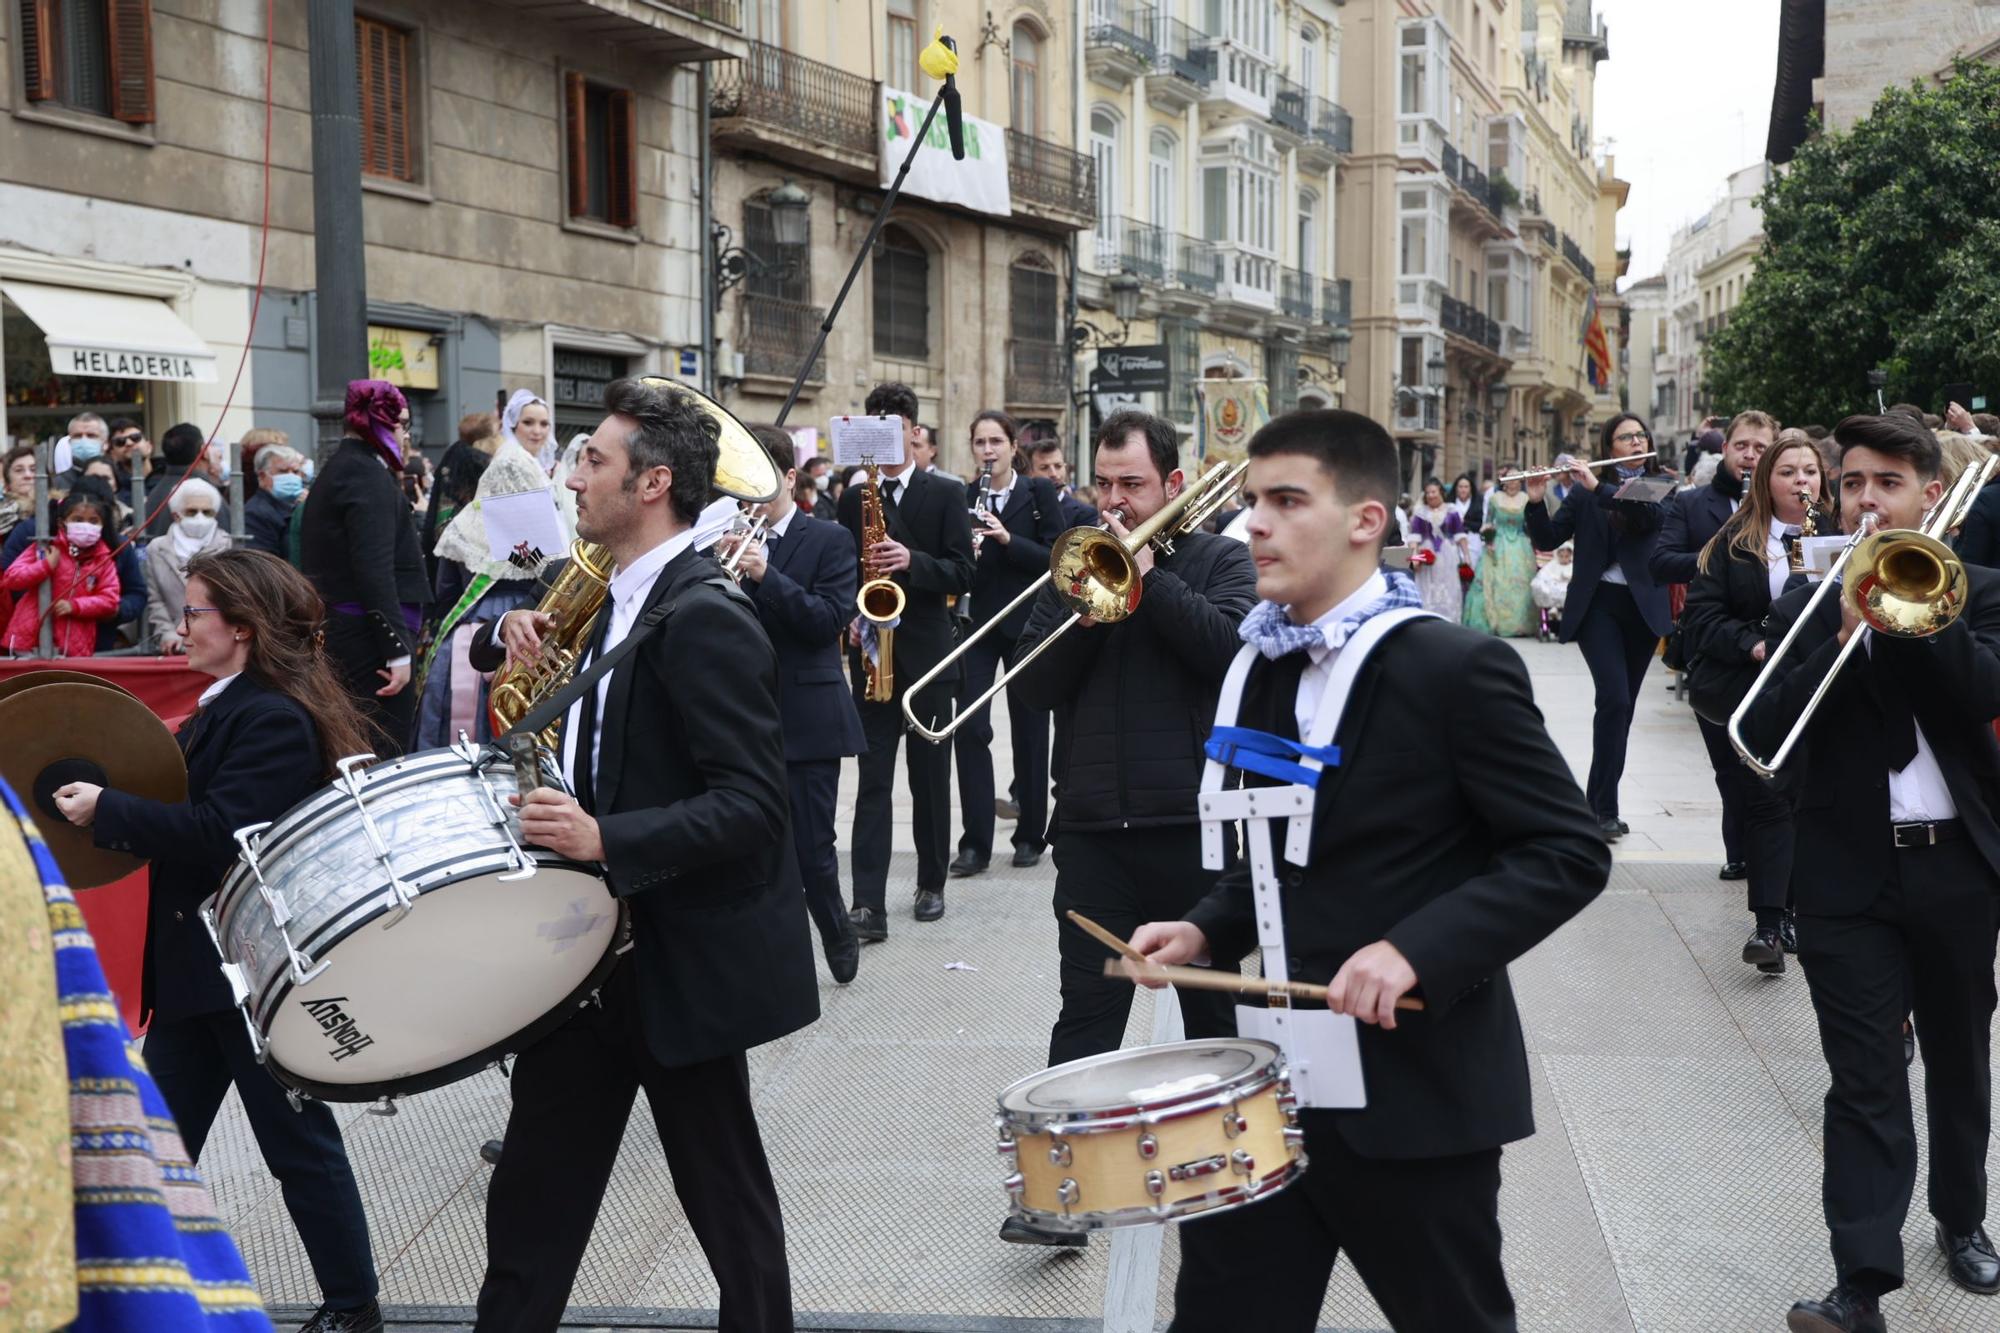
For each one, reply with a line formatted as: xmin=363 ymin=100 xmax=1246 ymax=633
xmin=0 ymin=655 xmax=207 ymax=728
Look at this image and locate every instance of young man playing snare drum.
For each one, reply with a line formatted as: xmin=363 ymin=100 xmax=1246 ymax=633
xmin=1129 ymin=409 xmax=1610 ymax=1331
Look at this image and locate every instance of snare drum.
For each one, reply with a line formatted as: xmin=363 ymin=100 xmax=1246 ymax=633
xmin=995 ymin=1038 xmax=1305 ymax=1233
xmin=204 ymin=742 xmax=623 ymax=1103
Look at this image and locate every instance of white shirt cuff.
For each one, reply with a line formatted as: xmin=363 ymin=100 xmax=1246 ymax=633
xmin=386 ymin=655 xmax=412 ymax=668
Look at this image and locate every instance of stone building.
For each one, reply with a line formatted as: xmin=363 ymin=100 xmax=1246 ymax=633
xmin=1653 ymin=159 xmax=1766 ymax=447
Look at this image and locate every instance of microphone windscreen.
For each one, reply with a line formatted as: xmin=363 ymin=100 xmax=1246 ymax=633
xmin=943 ymin=79 xmax=966 ymax=161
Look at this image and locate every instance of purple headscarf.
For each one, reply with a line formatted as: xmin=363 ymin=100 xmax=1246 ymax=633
xmin=344 ymin=379 xmax=408 ymax=470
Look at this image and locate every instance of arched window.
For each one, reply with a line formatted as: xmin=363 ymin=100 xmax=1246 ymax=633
xmin=1300 ymin=25 xmax=1319 ymax=99
xmin=873 ymin=225 xmax=930 ymax=359
xmin=1012 ymin=22 xmax=1041 ymax=136
xmin=1149 ymin=129 xmax=1177 ymax=230
xmin=1091 ymin=107 xmax=1121 ymax=246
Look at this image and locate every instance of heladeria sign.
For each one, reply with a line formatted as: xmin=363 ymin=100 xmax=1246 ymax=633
xmin=52 ymin=343 xmax=217 ymax=384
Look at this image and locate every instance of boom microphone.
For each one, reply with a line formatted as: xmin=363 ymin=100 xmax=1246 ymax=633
xmin=942 ymin=36 xmax=965 ymax=161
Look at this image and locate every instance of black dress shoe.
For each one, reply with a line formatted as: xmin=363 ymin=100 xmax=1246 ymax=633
xmin=479 ymin=1138 xmax=503 ymax=1165
xmin=1787 ymin=1284 xmax=1885 ymax=1333
xmin=998 ymin=1214 xmax=1087 ymax=1248
xmin=1010 ymin=844 xmax=1044 ymax=868
xmin=1781 ymin=909 xmax=1800 ymax=955
xmin=1938 ymin=1222 xmax=2000 ymax=1293
xmin=849 ymin=906 xmax=888 ymax=943
xmin=1599 ymin=817 xmax=1628 ymax=842
xmin=299 ymin=1301 xmax=385 ymax=1333
xmin=914 ymin=889 xmax=945 ymax=922
xmin=949 ymin=850 xmax=989 ymax=878
xmin=823 ymin=922 xmax=860 ymax=984
xmin=1719 ymin=860 xmax=1748 ymax=880
xmin=996 ymin=797 xmax=1020 ymax=821
xmin=1743 ymin=927 xmax=1786 ymax=974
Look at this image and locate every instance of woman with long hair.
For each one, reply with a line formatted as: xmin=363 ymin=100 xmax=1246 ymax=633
xmin=1407 ymin=477 xmax=1467 ymax=620
xmin=52 ymin=550 xmax=383 ymax=1333
xmin=1523 ymin=413 xmax=1672 ymax=841
xmin=1680 ymin=429 xmax=1831 ymax=973
xmin=1467 ymin=471 xmax=1539 ymax=636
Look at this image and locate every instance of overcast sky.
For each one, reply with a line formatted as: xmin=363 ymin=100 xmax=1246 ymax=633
xmin=1592 ymin=0 xmax=1781 ymax=286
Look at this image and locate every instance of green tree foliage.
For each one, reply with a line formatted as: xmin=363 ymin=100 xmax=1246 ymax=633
xmin=1705 ymin=60 xmax=2000 ymax=426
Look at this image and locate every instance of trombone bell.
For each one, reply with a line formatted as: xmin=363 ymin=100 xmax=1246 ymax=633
xmin=1050 ymin=528 xmax=1144 ymax=622
xmin=1846 ymin=531 xmax=1967 ymax=637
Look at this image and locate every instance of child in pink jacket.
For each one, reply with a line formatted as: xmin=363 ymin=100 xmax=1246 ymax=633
xmin=3 ymin=491 xmax=121 ymax=656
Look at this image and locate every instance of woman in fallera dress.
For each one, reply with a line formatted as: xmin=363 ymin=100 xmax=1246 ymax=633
xmin=1465 ymin=474 xmax=1539 ymax=637
xmin=1407 ymin=477 xmax=1466 ymax=620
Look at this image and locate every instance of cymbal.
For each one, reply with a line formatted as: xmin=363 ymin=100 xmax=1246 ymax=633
xmin=0 ymin=682 xmax=187 ymax=889
xmin=635 ymin=376 xmax=784 ymax=504
xmin=0 ymin=668 xmax=137 ymax=706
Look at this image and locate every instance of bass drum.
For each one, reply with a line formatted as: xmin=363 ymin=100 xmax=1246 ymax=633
xmin=206 ymin=743 xmax=623 ymax=1102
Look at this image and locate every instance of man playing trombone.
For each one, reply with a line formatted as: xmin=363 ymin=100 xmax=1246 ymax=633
xmin=1742 ymin=414 xmax=2000 ymax=1332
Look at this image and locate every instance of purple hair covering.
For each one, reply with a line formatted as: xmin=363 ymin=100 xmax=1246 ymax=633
xmin=344 ymin=379 xmax=408 ymax=469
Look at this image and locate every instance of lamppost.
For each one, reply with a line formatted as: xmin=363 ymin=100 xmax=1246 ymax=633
xmin=711 ymin=178 xmax=811 ymax=305
xmin=1071 ymin=273 xmax=1143 ymax=349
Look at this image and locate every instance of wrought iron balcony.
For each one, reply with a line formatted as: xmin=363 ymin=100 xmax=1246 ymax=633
xmin=710 ymin=41 xmax=878 ymax=165
xmin=738 ymin=293 xmax=826 ymax=382
xmin=1279 ymin=267 xmax=1315 ymax=320
xmin=1442 ymin=294 xmax=1476 ymax=340
xmin=1322 ymin=277 xmax=1351 ymax=327
xmin=1560 ymin=231 xmax=1597 ymax=284
xmin=1172 ymin=233 xmax=1221 ymax=294
xmin=1523 ymin=187 xmax=1545 ymax=216
xmin=1443 ymin=141 xmax=1462 ymax=182
xmin=1147 ymin=14 xmax=1215 ymax=106
xmin=1309 ymin=98 xmax=1352 ymax=154
xmin=1268 ymin=72 xmax=1310 ymax=137
xmin=1087 ymin=1 xmax=1159 ymax=85
xmin=1006 ymin=338 xmax=1070 ymax=406
xmin=488 ymin=0 xmax=742 ymax=60
xmin=1096 ymin=215 xmax=1170 ymax=282
xmin=1007 ymin=130 xmax=1097 ymax=228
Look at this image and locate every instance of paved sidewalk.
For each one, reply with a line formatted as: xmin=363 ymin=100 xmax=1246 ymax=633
xmin=226 ymin=642 xmax=2000 ymax=1332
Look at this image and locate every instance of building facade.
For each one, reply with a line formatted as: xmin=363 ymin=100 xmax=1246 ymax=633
xmin=1589 ymin=152 xmax=1629 ymax=426
xmin=1652 ymin=159 xmax=1766 ymax=447
xmin=3 ymin=1 xmax=737 ymax=455
xmin=1623 ymin=271 xmax=1665 ymax=434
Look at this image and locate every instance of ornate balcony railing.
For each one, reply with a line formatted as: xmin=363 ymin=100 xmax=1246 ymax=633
xmin=1172 ymin=233 xmax=1221 ymax=293
xmin=710 ymin=41 xmax=876 ymax=160
xmin=739 ymin=294 xmax=826 ymax=382
xmin=1561 ymin=231 xmax=1597 ymax=285
xmin=1322 ymin=277 xmax=1351 ymax=326
xmin=1269 ymin=72 xmax=1310 ymax=136
xmin=1096 ymin=215 xmax=1169 ymax=281
xmin=1006 ymin=338 xmax=1070 ymax=405
xmin=1309 ymin=97 xmax=1353 ymax=154
xmin=1279 ymin=267 xmax=1315 ymax=320
xmin=1149 ymin=14 xmax=1215 ymax=87
xmin=663 ymin=0 xmax=739 ymax=26
xmin=1445 ymin=139 xmax=1490 ymax=205
xmin=1087 ymin=2 xmax=1158 ymax=62
xmin=1007 ymin=129 xmax=1097 ymax=221
xmin=1442 ymin=294 xmax=1476 ymax=340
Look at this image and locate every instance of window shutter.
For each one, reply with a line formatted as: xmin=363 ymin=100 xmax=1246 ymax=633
xmin=608 ymin=88 xmax=637 ymax=229
xmin=565 ymin=72 xmax=588 ymax=219
xmin=106 ymin=0 xmax=157 ymax=123
xmin=382 ymin=23 xmax=410 ymax=180
xmin=19 ymin=0 xmax=56 ymax=103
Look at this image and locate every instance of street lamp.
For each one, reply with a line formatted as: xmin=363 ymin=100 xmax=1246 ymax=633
xmin=1425 ymin=354 xmax=1447 ymax=390
xmin=1072 ymin=273 xmax=1143 ymax=350
xmin=712 ymin=179 xmax=811 ymax=303
xmin=1110 ymin=272 xmax=1141 ymax=324
xmin=767 ymin=178 xmax=811 ymax=246
xmin=1329 ymin=327 xmax=1352 ymax=374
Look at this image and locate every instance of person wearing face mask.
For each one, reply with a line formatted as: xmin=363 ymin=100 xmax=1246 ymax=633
xmin=2 ymin=492 xmax=120 ymax=657
xmin=51 ymin=412 xmax=108 ymax=492
xmin=242 ymin=445 xmax=306 ymax=557
xmin=144 ymin=477 xmax=233 ymax=653
xmin=144 ymin=423 xmax=232 ymax=540
xmin=803 ymin=455 xmax=837 ymax=520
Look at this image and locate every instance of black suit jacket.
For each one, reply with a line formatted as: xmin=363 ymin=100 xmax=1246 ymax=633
xmin=1679 ymin=534 xmax=1782 ymax=669
xmin=972 ymin=475 xmax=1064 ymax=639
xmin=745 ymin=512 xmax=867 ymax=763
xmin=92 ymin=676 xmax=326 ymax=1023
xmin=299 ymin=438 xmax=431 ymax=662
xmin=1953 ymin=479 xmax=2000 ymax=570
xmin=471 ymin=544 xmax=819 ymax=1067
xmin=1058 ymin=493 xmax=1099 ymax=529
xmin=1524 ymin=480 xmax=1672 ymax=640
xmin=1745 ymin=567 xmax=2000 ymax=915
xmin=836 ymin=466 xmax=975 ymax=687
xmin=1185 ymin=619 xmax=1610 ymax=1160
xmin=1648 ymin=478 xmax=1737 ymax=586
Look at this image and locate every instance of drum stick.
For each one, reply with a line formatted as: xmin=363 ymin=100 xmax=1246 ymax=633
xmin=1103 ymin=959 xmax=1425 ymax=1013
xmin=1066 ymin=909 xmax=1150 ymax=965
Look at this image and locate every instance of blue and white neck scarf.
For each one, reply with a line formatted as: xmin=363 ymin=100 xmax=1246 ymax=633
xmin=1238 ymin=569 xmax=1424 ymax=661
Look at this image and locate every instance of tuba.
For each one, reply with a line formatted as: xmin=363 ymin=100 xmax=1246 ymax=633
xmin=855 ymin=459 xmax=907 ymax=702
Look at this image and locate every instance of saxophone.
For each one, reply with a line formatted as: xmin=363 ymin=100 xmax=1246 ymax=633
xmin=856 ymin=461 xmax=907 ymax=702
xmin=487 ymin=540 xmax=614 ymax=741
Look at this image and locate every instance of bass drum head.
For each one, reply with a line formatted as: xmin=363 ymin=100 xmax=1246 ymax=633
xmin=998 ymin=1038 xmax=1277 ymax=1118
xmin=259 ymin=864 xmax=618 ymax=1100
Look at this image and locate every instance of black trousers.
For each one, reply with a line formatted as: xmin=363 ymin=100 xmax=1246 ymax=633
xmin=324 ymin=611 xmax=415 ymax=758
xmin=1171 ymin=1115 xmax=1515 ymax=1333
xmin=787 ymin=758 xmax=845 ymax=946
xmin=477 ymin=964 xmax=791 ymax=1333
xmin=850 ymin=662 xmax=955 ymax=910
xmin=145 ymin=1009 xmax=377 ymax=1310
xmin=954 ymin=630 xmax=1050 ymax=860
xmin=1695 ymin=714 xmax=1796 ymax=914
xmin=1798 ymin=836 xmax=2000 ymax=1294
xmin=1047 ymin=826 xmax=1238 ymax=1067
xmin=1572 ymin=581 xmax=1658 ymax=820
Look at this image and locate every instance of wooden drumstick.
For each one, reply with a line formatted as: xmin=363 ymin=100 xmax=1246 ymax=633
xmin=1066 ymin=909 xmax=1151 ymax=966
xmin=1103 ymin=958 xmax=1426 ymax=1013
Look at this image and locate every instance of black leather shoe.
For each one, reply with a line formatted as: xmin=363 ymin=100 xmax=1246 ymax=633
xmin=849 ymin=906 xmax=888 ymax=943
xmin=1719 ymin=860 xmax=1748 ymax=880
xmin=1781 ymin=909 xmax=1800 ymax=955
xmin=914 ymin=889 xmax=945 ymax=922
xmin=998 ymin=1215 xmax=1087 ymax=1248
xmin=996 ymin=797 xmax=1020 ymax=821
xmin=1938 ymin=1222 xmax=2000 ymax=1293
xmin=1011 ymin=844 xmax=1044 ymax=868
xmin=1787 ymin=1284 xmax=1885 ymax=1332
xmin=823 ymin=922 xmax=860 ymax=984
xmin=299 ymin=1301 xmax=385 ymax=1333
xmin=479 ymin=1138 xmax=503 ymax=1166
xmin=1743 ymin=927 xmax=1786 ymax=974
xmin=1599 ymin=817 xmax=1628 ymax=842
xmin=949 ymin=850 xmax=989 ymax=878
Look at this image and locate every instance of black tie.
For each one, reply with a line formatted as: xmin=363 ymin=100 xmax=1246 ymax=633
xmin=881 ymin=478 xmax=901 ymax=521
xmin=571 ymin=610 xmax=611 ymax=811
xmin=762 ymin=528 xmax=780 ymax=564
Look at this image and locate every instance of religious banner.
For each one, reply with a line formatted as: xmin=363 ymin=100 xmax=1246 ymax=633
xmin=880 ymin=85 xmax=1012 ymax=217
xmin=1196 ymin=379 xmax=1269 ymax=461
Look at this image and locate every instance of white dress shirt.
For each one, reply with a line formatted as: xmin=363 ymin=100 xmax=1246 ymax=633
xmin=765 ymin=503 xmax=799 ymax=542
xmin=1861 ymin=636 xmax=1958 ymax=821
xmin=198 ymin=671 xmax=241 ymax=708
xmin=1765 ymin=516 xmax=1803 ymax=602
xmin=560 ymin=531 xmax=695 ymax=794
xmin=1292 ymin=571 xmax=1388 ymax=740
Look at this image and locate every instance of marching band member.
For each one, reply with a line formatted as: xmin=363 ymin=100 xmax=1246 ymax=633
xmin=468 ymin=378 xmax=817 ymax=1332
xmin=1129 ymin=409 xmax=1610 ymax=1331
xmin=1744 ymin=414 xmax=2000 ymax=1333
xmin=53 ymin=549 xmax=385 ymax=1333
xmin=1026 ymin=436 xmax=1099 ymax=528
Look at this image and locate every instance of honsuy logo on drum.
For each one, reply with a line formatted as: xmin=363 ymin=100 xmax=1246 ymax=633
xmin=299 ymin=996 xmax=376 ymax=1061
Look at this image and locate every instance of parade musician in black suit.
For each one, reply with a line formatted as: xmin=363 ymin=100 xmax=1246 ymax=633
xmin=55 ymin=550 xmax=384 ymax=1333
xmin=837 ymin=381 xmax=976 ymax=936
xmin=1744 ymin=414 xmax=2000 ymax=1333
xmin=1523 ymin=413 xmax=1672 ymax=841
xmin=468 ymin=378 xmax=818 ymax=1333
xmin=1027 ymin=435 xmax=1099 ymax=529
xmin=719 ymin=425 xmax=868 ymax=985
xmin=1132 ymin=409 xmax=1611 ymax=1331
xmin=951 ymin=410 xmax=1065 ymax=877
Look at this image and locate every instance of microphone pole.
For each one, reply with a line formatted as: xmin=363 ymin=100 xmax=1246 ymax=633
xmin=774 ymin=83 xmax=953 ymax=429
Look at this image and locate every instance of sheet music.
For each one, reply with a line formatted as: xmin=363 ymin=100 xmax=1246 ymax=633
xmin=829 ymin=415 xmax=906 ymax=467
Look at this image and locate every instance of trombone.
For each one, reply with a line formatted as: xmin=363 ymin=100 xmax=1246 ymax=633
xmin=900 ymin=460 xmax=1249 ymax=743
xmin=1726 ymin=452 xmax=1999 ymax=777
xmin=1499 ymin=452 xmax=1658 ymax=484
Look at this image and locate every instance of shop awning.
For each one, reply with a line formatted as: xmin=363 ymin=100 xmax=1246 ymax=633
xmin=1 ymin=280 xmax=218 ymax=383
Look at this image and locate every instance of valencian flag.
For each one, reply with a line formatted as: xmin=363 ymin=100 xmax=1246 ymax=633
xmin=1581 ymin=287 xmax=1612 ymax=390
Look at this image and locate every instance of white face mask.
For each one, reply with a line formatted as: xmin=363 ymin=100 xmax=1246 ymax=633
xmin=814 ymin=472 xmax=830 ymax=492
xmin=178 ymin=514 xmax=217 ymax=540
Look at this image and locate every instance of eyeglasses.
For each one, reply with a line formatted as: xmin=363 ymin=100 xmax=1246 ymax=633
xmin=111 ymin=433 xmax=142 ymax=447
xmin=1612 ymin=431 xmax=1650 ymax=445
xmin=180 ymin=604 xmax=219 ymax=631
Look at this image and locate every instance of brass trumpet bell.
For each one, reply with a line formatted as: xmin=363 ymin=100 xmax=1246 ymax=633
xmin=1844 ymin=530 xmax=1968 ymax=638
xmin=1049 ymin=528 xmax=1144 ymax=623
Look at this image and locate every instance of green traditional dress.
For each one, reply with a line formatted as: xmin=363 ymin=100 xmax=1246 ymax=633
xmin=1477 ymin=490 xmax=1540 ymax=637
